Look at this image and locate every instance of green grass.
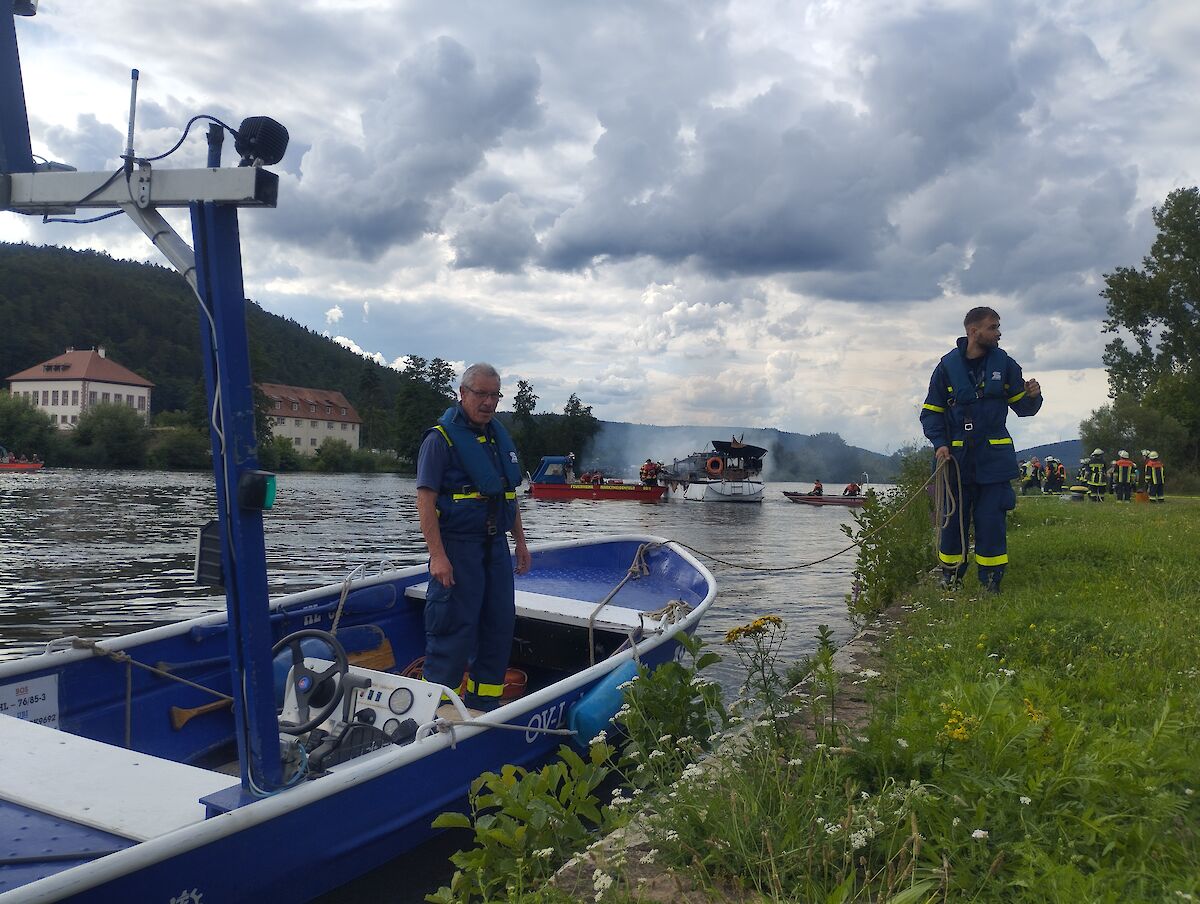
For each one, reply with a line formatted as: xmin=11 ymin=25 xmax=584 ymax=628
xmin=430 ymin=493 xmax=1200 ymax=903
xmin=596 ymin=495 xmax=1200 ymax=902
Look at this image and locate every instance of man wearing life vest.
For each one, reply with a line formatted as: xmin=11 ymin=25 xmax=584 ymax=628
xmin=1113 ymin=451 xmax=1135 ymax=502
xmin=1144 ymin=451 xmax=1165 ymax=502
xmin=1085 ymin=448 xmax=1107 ymax=502
xmin=843 ymin=482 xmax=861 ymax=496
xmin=920 ymin=307 xmax=1042 ymax=592
xmin=639 ymin=458 xmax=660 ymax=486
xmin=810 ymin=480 xmax=824 ymax=496
xmin=1018 ymin=459 xmax=1037 ymax=495
xmin=416 ymin=363 xmax=531 ymax=712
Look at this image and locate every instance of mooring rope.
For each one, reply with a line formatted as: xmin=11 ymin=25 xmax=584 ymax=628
xmin=669 ymin=468 xmax=946 ymax=573
xmin=930 ymin=456 xmax=967 ymax=575
xmin=586 ymin=541 xmax=659 ymax=666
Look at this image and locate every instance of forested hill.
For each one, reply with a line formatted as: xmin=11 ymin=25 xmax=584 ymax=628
xmin=0 ymin=242 xmax=409 ymax=414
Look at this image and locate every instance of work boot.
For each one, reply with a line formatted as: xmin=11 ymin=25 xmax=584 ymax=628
xmin=938 ymin=569 xmax=962 ymax=590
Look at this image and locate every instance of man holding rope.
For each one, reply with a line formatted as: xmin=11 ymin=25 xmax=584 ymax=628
xmin=921 ymin=307 xmax=1042 ymax=593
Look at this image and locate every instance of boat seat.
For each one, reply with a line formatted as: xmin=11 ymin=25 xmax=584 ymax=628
xmin=404 ymin=583 xmax=656 ymax=634
xmin=0 ymin=714 xmax=236 ymax=842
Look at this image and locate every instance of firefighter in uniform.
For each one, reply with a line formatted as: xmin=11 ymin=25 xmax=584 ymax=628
xmin=416 ymin=363 xmax=531 ymax=712
xmin=1086 ymin=448 xmax=1107 ymax=502
xmin=1145 ymin=451 xmax=1166 ymax=502
xmin=920 ymin=307 xmax=1042 ymax=592
xmin=1113 ymin=450 xmax=1136 ymax=502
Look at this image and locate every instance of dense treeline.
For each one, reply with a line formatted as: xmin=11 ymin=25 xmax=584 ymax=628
xmin=1081 ymin=187 xmax=1200 ymax=489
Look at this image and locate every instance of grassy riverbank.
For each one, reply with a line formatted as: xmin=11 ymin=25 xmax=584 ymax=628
xmin=602 ymin=493 xmax=1200 ymax=902
xmin=430 ymin=484 xmax=1200 ymax=902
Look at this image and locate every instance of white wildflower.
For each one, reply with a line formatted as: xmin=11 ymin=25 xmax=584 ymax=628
xmin=952 ymin=817 xmax=961 ymax=827
xmin=593 ymin=868 xmax=614 ymax=900
xmin=658 ymin=734 xmax=673 ymax=744
xmin=534 ymin=847 xmax=554 ymax=858
xmin=999 ymin=668 xmax=1016 ymax=678
xmin=664 ymin=829 xmax=679 ymax=842
xmin=942 ymin=643 xmax=951 ymax=649
xmin=850 ymin=830 xmax=868 ymax=850
xmin=639 ymin=849 xmax=658 ymax=864
xmin=590 ymin=730 xmax=607 ymax=745
xmin=971 ymin=829 xmax=989 ymax=840
xmin=649 ymin=749 xmax=665 ymax=760
xmin=1019 ymin=796 xmax=1031 ymax=806
xmin=896 ymin=738 xmax=909 ymax=749
xmin=860 ymin=791 xmax=870 ymax=800
xmin=1186 ymin=788 xmax=1195 ymax=796
xmin=858 ymin=668 xmax=880 ymax=679
xmin=787 ymin=758 xmax=803 ymax=766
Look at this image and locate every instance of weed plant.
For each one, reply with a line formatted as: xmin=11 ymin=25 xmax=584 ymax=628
xmin=429 ymin=496 xmax=1200 ymax=902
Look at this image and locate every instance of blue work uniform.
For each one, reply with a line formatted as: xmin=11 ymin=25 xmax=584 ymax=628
xmin=920 ymin=338 xmax=1042 ymax=590
xmin=416 ymin=405 xmax=523 ymax=710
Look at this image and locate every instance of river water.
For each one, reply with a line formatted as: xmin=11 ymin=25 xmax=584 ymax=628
xmin=0 ymin=468 xmax=869 ymax=900
xmin=0 ymin=470 xmax=866 ymax=677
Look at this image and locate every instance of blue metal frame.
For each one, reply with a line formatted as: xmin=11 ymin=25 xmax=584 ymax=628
xmin=1 ymin=10 xmax=36 ymax=173
xmin=189 ymin=126 xmax=283 ymax=790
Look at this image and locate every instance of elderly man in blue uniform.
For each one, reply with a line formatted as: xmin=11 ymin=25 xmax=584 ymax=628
xmin=416 ymin=363 xmax=531 ymax=712
xmin=920 ymin=307 xmax=1042 ymax=592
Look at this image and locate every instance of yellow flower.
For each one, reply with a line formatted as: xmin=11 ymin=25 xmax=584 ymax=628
xmin=724 ymin=615 xmax=784 ymax=643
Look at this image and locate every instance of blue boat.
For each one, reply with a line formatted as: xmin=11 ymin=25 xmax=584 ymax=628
xmin=0 ymin=8 xmax=717 ymax=902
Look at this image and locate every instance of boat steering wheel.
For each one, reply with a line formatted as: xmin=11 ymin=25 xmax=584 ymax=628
xmin=272 ymin=629 xmax=349 ymax=735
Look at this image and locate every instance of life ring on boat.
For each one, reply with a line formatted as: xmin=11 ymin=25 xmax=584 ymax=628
xmin=705 ymin=456 xmax=724 ymax=475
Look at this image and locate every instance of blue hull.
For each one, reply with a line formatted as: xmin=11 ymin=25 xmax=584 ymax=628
xmin=0 ymin=535 xmax=712 ymax=903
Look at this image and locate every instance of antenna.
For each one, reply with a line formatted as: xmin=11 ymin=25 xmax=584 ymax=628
xmin=122 ymin=69 xmax=139 ymax=176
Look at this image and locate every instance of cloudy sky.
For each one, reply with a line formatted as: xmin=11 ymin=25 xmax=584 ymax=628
xmin=5 ymin=0 xmax=1198 ymax=453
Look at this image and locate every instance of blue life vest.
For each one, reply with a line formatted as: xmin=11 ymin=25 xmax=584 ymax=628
xmin=937 ymin=343 xmax=1020 ymax=482
xmin=426 ymin=406 xmax=522 ymax=539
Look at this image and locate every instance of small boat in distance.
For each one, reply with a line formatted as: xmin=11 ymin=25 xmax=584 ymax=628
xmin=528 ymin=455 xmax=666 ymax=502
xmin=661 ymin=437 xmax=766 ymax=503
xmin=783 ymin=491 xmax=866 ymax=508
xmin=0 ymin=445 xmax=43 ymax=471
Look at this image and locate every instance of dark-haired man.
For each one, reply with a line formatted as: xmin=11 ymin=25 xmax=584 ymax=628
xmin=920 ymin=307 xmax=1042 ymax=592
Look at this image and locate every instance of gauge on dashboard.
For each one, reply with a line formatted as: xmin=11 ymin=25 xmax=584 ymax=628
xmin=383 ymin=717 xmax=401 ymax=735
xmin=389 ymin=687 xmax=414 ymax=715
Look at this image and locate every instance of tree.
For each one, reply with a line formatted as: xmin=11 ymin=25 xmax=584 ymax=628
xmin=0 ymin=391 xmax=57 ymax=461
xmin=70 ymin=403 xmax=149 ymax=468
xmin=1080 ymin=392 xmax=1190 ymax=466
xmin=428 ymin=358 xmax=457 ymax=397
xmin=557 ymin=393 xmax=601 ymax=462
xmin=1102 ymin=187 xmax=1200 ymax=467
xmin=314 ymin=437 xmax=355 ymax=472
xmin=510 ymin=379 xmax=540 ymax=469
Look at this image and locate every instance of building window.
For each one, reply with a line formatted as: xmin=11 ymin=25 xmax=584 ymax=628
xmin=341 ymin=407 xmax=347 ymax=415
xmin=310 ymin=437 xmax=317 ymax=446
xmin=291 ymin=402 xmax=298 ymax=411
xmin=293 ymin=436 xmax=301 ymax=445
xmin=138 ymin=396 xmax=146 ymax=410
xmin=325 ymin=406 xmax=331 ymax=415
xmin=72 ymin=390 xmax=79 ymax=405
xmin=273 ymin=400 xmax=281 ymax=409
xmin=102 ymin=392 xmax=110 ymax=403
xmin=308 ymin=404 xmax=316 ymax=413
xmin=42 ymin=390 xmax=49 ymax=404
xmin=310 ymin=420 xmax=318 ymax=427
xmin=52 ymin=390 xmax=59 ymax=405
xmin=327 ymin=421 xmax=334 ymax=429
xmin=294 ymin=418 xmax=302 ymax=426
xmin=71 ymin=415 xmax=78 ymax=424
xmin=89 ymin=391 xmax=97 ymax=405
xmin=341 ymin=423 xmax=347 ymax=430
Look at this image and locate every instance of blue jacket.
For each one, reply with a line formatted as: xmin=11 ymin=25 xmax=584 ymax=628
xmin=920 ymin=339 xmax=1042 ymax=483
xmin=424 ymin=406 xmax=522 ymax=539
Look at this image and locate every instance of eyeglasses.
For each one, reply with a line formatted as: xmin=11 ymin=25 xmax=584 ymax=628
xmin=463 ymin=386 xmax=503 ymax=401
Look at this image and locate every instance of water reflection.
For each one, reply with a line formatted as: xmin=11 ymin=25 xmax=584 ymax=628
xmin=1 ymin=470 xmax=869 ymax=683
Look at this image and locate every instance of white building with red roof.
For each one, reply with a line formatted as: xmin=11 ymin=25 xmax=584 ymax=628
xmin=7 ymin=347 xmax=153 ymax=428
xmin=258 ymin=382 xmax=361 ymax=455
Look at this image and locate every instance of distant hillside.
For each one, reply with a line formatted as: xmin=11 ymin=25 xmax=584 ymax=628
xmin=2 ymin=242 xmax=897 ymax=476
xmin=1018 ymin=439 xmax=1082 ymax=465
xmin=0 ymin=242 xmax=411 ymax=414
xmin=589 ymin=421 xmax=898 ymax=483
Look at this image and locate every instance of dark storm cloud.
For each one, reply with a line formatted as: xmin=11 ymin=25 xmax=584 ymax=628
xmin=266 ymin=37 xmax=542 ymax=261
xmin=450 ymin=193 xmax=539 ymax=273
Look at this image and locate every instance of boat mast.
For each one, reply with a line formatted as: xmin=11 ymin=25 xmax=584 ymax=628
xmin=1 ymin=7 xmax=286 ymax=791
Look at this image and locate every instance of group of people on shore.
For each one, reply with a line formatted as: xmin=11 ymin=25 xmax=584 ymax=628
xmin=1019 ymin=449 xmax=1167 ymax=502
